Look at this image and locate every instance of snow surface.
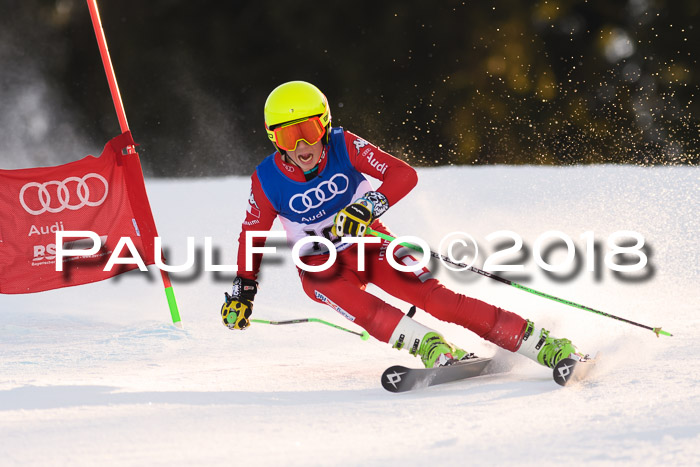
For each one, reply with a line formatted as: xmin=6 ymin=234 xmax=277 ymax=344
xmin=1 ymin=165 xmax=699 ymax=466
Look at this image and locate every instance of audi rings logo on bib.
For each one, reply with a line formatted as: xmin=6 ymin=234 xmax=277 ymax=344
xmin=19 ymin=173 xmax=109 ymax=216
xmin=289 ymin=174 xmax=349 ymax=214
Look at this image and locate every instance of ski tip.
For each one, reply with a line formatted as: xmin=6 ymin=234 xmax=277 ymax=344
xmin=381 ymin=365 xmax=411 ymax=393
xmin=552 ymin=358 xmax=580 ymax=386
xmin=172 ymin=321 xmax=184 ymax=330
xmin=552 ymin=357 xmax=597 ymax=387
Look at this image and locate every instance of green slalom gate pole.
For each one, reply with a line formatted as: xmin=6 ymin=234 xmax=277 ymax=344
xmin=251 ymin=318 xmax=370 ymax=340
xmin=367 ymin=228 xmax=672 ymax=338
xmin=164 ymin=285 xmax=182 ymax=328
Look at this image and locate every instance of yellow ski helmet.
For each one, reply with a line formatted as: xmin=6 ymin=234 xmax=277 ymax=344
xmin=264 ymin=81 xmax=331 ymax=151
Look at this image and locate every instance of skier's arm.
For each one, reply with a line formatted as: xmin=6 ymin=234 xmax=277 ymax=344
xmin=333 ymin=132 xmax=418 ymax=237
xmin=344 ymin=130 xmax=418 ymax=215
xmin=222 ymin=173 xmax=277 ymax=330
xmin=235 ymin=172 xmax=278 ymax=281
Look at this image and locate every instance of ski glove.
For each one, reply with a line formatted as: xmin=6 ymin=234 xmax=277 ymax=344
xmin=333 ymin=191 xmax=389 ymax=238
xmin=221 ymin=276 xmax=258 ymax=330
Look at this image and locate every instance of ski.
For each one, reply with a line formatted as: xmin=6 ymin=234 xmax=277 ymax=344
xmin=381 ymin=357 xmax=492 ymax=393
xmin=552 ymin=356 xmax=597 ymax=386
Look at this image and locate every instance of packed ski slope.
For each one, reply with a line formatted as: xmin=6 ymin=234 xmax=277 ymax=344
xmin=1 ymin=165 xmax=698 ymax=466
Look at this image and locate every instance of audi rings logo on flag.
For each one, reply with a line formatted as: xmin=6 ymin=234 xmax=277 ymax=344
xmin=289 ymin=174 xmax=349 ymax=214
xmin=19 ymin=173 xmax=109 ymax=215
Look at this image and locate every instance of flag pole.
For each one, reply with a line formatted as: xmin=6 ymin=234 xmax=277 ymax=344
xmin=86 ymin=0 xmax=131 ymax=143
xmin=87 ymin=0 xmax=182 ymax=328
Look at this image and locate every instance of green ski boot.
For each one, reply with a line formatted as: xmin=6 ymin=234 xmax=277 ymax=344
xmin=416 ymin=332 xmax=472 ymax=368
xmin=389 ymin=314 xmax=474 ymax=368
xmin=516 ymin=320 xmax=585 ymax=368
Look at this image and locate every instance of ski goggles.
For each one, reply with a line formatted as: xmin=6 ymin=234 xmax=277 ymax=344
xmin=270 ymin=116 xmax=326 ymax=151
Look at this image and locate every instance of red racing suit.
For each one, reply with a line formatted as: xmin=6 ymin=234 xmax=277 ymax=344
xmin=236 ymin=128 xmax=526 ymax=351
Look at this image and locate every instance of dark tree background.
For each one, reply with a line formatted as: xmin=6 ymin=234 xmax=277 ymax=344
xmin=1 ymin=0 xmax=697 ymax=176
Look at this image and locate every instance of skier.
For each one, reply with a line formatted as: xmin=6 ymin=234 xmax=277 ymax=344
xmin=222 ymin=80 xmax=585 ymax=369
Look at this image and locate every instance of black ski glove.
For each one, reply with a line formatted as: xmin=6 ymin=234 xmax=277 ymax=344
xmin=333 ymin=191 xmax=389 ymax=237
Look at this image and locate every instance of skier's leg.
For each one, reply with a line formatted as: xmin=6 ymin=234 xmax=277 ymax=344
xmin=298 ymin=251 xmax=468 ymax=367
xmin=299 ymin=265 xmax=405 ymax=344
xmin=364 ymin=241 xmax=526 ymax=351
xmin=367 ymin=241 xmax=585 ymax=366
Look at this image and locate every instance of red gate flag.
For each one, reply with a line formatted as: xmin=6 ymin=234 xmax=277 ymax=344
xmin=0 ymin=131 xmax=160 ymax=294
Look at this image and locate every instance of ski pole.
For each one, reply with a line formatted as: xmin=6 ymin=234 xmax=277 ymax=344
xmin=367 ymin=228 xmax=672 ymax=338
xmin=251 ymin=318 xmax=371 ymax=340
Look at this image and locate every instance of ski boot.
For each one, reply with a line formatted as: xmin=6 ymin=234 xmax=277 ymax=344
xmin=416 ymin=332 xmax=474 ymax=368
xmin=388 ymin=314 xmax=474 ymax=368
xmin=516 ymin=320 xmax=586 ymax=368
